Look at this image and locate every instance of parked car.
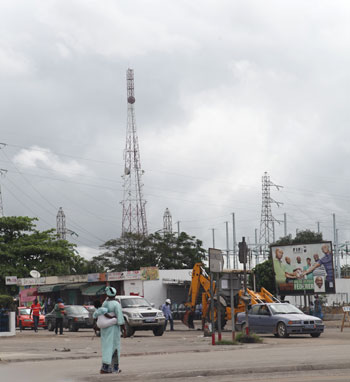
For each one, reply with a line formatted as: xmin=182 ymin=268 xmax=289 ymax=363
xmin=16 ymin=306 xmax=46 ymax=330
xmin=45 ymin=305 xmax=92 ymax=332
xmin=236 ymin=303 xmax=324 ymax=338
xmin=115 ymin=295 xmax=165 ymax=337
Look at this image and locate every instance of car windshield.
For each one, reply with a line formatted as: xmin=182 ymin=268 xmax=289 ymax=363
xmin=269 ymin=303 xmax=303 ymax=315
xmin=67 ymin=306 xmax=89 ymax=315
xmin=19 ymin=308 xmax=31 ymax=315
xmin=120 ymin=298 xmax=151 ymax=308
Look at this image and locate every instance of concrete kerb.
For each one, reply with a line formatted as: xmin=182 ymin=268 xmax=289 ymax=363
xmin=0 ymin=345 xmax=248 ymax=364
xmin=83 ymin=361 xmax=350 ymax=381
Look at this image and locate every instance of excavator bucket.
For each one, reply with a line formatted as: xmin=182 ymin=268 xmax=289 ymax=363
xmin=182 ymin=310 xmax=190 ymax=327
xmin=182 ymin=310 xmax=195 ymax=329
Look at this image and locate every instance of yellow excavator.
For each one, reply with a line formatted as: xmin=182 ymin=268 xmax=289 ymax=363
xmin=182 ymin=262 xmax=278 ymax=329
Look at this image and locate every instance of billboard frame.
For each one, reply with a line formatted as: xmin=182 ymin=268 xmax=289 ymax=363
xmin=270 ymin=241 xmax=335 ymax=296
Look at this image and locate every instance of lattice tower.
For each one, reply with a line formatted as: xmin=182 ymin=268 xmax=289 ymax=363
xmin=259 ymin=172 xmax=283 ymax=252
xmin=121 ymin=68 xmax=148 ymax=236
xmin=57 ymin=207 xmax=66 ymax=240
xmin=163 ymin=208 xmax=173 ymax=233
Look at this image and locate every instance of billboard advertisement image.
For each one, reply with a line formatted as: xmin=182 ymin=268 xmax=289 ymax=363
xmin=271 ymin=241 xmax=335 ymax=295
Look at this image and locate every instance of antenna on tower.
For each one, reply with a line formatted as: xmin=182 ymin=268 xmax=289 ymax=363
xmin=121 ymin=68 xmax=148 ymax=236
xmin=0 ymin=169 xmax=7 ymax=217
xmin=259 ymin=172 xmax=283 ymax=257
xmin=163 ymin=208 xmax=173 ymax=234
xmin=56 ymin=207 xmax=78 ymax=240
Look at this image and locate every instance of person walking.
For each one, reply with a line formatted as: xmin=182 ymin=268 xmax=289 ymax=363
xmin=30 ymin=299 xmax=41 ymax=332
xmin=54 ymin=298 xmax=65 ymax=335
xmin=93 ymin=286 xmax=125 ymax=374
xmin=162 ymin=298 xmax=174 ymax=331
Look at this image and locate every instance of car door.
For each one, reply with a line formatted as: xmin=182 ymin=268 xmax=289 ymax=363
xmin=247 ymin=305 xmax=261 ymax=332
xmin=257 ymin=305 xmax=273 ymax=333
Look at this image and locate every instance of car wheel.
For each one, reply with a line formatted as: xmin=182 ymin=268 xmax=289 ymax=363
xmin=47 ymin=320 xmax=54 ymax=331
xmin=310 ymin=333 xmax=321 ymax=338
xmin=153 ymin=326 xmax=165 ymax=336
xmin=124 ymin=321 xmax=135 ymax=337
xmin=276 ymin=322 xmax=289 ymax=338
xmin=68 ymin=321 xmax=78 ymax=332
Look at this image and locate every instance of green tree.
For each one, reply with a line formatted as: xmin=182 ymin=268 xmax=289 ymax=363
xmin=252 ymin=258 xmax=276 ymax=294
xmin=0 ymin=216 xmax=96 ymax=294
xmin=93 ymin=231 xmax=206 ymax=271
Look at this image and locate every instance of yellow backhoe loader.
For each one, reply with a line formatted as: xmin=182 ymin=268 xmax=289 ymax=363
xmin=182 ymin=262 xmax=278 ymax=329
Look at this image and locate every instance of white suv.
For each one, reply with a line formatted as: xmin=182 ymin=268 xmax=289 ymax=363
xmin=115 ymin=295 xmax=165 ymax=337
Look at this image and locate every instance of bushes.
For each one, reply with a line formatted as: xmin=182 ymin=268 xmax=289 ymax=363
xmin=0 ymin=295 xmax=16 ymax=311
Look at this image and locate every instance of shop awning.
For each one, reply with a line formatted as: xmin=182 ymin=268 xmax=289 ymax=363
xmin=63 ymin=283 xmax=89 ymax=290
xmin=81 ymin=284 xmax=106 ymax=296
xmin=37 ymin=284 xmax=63 ymax=293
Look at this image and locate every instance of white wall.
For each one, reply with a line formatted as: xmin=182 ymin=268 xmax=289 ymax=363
xmin=143 ymin=269 xmax=192 ymax=309
xmin=287 ymin=278 xmax=350 ymax=307
xmin=124 ymin=279 xmax=143 ymax=296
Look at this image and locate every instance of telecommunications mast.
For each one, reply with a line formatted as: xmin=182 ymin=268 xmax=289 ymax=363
xmin=163 ymin=208 xmax=173 ymax=233
xmin=121 ymin=69 xmax=148 ymax=236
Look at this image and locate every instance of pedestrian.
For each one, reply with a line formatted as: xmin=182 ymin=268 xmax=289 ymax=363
xmin=93 ymin=286 xmax=125 ymax=374
xmin=162 ymin=298 xmax=174 ymax=331
xmin=54 ymin=298 xmax=65 ymax=335
xmin=30 ymin=298 xmax=41 ymax=332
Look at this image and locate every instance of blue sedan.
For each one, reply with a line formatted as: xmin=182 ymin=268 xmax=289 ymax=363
xmin=236 ymin=303 xmax=324 ymax=338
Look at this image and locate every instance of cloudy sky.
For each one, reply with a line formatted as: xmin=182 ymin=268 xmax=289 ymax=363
xmin=1 ymin=0 xmax=350 ymax=264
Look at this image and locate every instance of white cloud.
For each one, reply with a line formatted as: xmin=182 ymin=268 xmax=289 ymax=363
xmin=13 ymin=146 xmax=89 ymax=178
xmin=76 ymin=245 xmax=101 ymax=260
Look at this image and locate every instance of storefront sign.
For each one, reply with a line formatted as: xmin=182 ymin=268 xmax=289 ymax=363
xmin=107 ymin=270 xmax=141 ymax=281
xmin=17 ymin=277 xmax=46 ymax=286
xmin=5 ymin=276 xmax=17 ymax=285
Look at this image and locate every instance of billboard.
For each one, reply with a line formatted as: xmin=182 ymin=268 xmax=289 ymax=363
xmin=271 ymin=241 xmax=335 ymax=295
xmin=140 ymin=267 xmax=159 ymax=281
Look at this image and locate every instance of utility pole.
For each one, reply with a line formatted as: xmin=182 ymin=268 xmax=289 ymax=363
xmin=225 ymin=221 xmax=230 ymax=269
xmin=333 ymin=213 xmax=340 ymax=278
xmin=211 ymin=228 xmax=216 ymax=248
xmin=121 ymin=68 xmax=148 ymax=236
xmin=284 ymin=213 xmax=287 ymax=236
xmin=0 ymin=169 xmax=7 ymax=217
xmin=177 ymin=221 xmax=180 ymax=236
xmin=232 ymin=213 xmax=237 ymax=269
xmin=317 ymin=221 xmax=320 ymax=234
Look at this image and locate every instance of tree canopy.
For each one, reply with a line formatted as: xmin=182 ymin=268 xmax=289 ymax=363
xmin=91 ymin=231 xmax=206 ymax=272
xmin=0 ymin=216 xmax=99 ymax=294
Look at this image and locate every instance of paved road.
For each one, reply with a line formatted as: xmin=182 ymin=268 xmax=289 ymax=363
xmin=1 ymin=322 xmax=350 ymax=381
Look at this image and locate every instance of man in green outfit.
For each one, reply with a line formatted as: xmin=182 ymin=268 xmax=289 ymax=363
xmin=54 ymin=298 xmax=66 ymax=335
xmin=273 ymin=248 xmax=286 ymax=284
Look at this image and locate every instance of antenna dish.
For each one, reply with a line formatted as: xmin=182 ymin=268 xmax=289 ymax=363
xmin=30 ymin=270 xmax=41 ymax=278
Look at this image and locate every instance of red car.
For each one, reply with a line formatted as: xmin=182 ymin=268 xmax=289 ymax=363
xmin=17 ymin=306 xmax=46 ymax=330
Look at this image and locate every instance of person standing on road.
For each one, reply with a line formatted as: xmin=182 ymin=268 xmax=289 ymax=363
xmin=93 ymin=286 xmax=125 ymax=374
xmin=162 ymin=298 xmax=174 ymax=331
xmin=30 ymin=299 xmax=41 ymax=332
xmin=54 ymin=298 xmax=65 ymax=335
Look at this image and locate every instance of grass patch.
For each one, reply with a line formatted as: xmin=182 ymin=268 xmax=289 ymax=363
xmin=235 ymin=332 xmax=262 ymax=343
xmin=216 ymin=339 xmax=238 ymax=345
